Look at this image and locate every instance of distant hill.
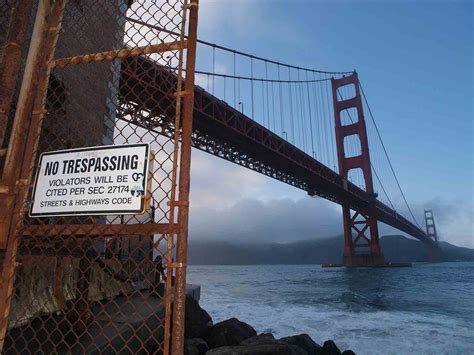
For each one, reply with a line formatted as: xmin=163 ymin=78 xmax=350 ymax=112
xmin=188 ymin=235 xmax=474 ymax=265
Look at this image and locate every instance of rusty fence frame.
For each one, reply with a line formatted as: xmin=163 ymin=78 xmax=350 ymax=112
xmin=0 ymin=0 xmax=199 ymax=353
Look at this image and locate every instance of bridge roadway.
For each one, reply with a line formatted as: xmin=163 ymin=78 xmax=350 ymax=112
xmin=119 ymin=56 xmax=437 ymax=249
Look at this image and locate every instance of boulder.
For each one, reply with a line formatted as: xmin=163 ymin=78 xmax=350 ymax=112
xmin=185 ymin=295 xmax=213 ymax=338
xmin=205 ymin=343 xmax=306 ymax=355
xmin=341 ymin=351 xmax=355 ymax=355
xmin=317 ymin=340 xmax=342 ymax=355
xmin=185 ymin=338 xmax=209 ymax=355
xmin=279 ymin=334 xmax=321 ymax=354
xmin=240 ymin=333 xmax=276 ymax=346
xmin=204 ymin=318 xmax=257 ymax=348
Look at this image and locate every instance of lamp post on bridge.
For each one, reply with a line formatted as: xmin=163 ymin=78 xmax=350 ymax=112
xmin=238 ymin=101 xmax=244 ymax=114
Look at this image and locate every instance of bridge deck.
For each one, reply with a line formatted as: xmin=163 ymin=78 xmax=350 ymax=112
xmin=119 ymin=57 xmax=436 ymax=248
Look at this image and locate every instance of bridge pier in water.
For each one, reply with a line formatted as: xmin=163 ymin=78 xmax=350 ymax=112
xmin=332 ymin=72 xmax=385 ymax=267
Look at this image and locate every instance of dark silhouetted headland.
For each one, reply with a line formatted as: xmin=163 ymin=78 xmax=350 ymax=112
xmin=188 ymin=235 xmax=473 ymax=265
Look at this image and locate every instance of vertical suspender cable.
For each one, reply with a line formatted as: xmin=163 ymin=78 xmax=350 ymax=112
xmin=261 ymin=75 xmax=265 ymax=127
xmin=238 ymin=78 xmax=241 ymax=111
xmin=212 ymin=46 xmax=215 ymax=94
xmin=233 ymin=51 xmax=236 ymax=108
xmin=295 ymin=70 xmax=302 ymax=150
xmin=298 ymin=70 xmax=307 ymax=153
xmin=271 ymin=75 xmax=276 ymax=131
xmin=223 ymin=76 xmax=226 ymax=102
xmin=288 ymin=67 xmax=295 ymax=143
xmin=314 ymin=72 xmax=325 ymax=166
xmin=326 ymin=77 xmax=336 ymax=172
xmin=251 ymin=57 xmax=254 ymax=119
xmin=265 ymin=61 xmax=270 ymax=129
xmin=278 ymin=64 xmax=284 ymax=136
xmin=305 ymin=73 xmax=316 ymax=158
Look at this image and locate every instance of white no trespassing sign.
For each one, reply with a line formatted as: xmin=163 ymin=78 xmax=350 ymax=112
xmin=30 ymin=144 xmax=150 ymax=217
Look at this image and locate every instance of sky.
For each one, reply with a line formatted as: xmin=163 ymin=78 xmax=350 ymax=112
xmin=185 ymin=0 xmax=473 ymax=248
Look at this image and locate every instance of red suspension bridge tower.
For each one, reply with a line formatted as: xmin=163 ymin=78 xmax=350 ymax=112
xmin=331 ymin=72 xmax=385 ymax=267
xmin=424 ymin=210 xmax=438 ymax=243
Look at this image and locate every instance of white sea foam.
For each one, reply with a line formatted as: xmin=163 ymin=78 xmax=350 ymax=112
xmin=188 ymin=263 xmax=474 ymax=355
xmin=197 ymin=299 xmax=473 ymax=354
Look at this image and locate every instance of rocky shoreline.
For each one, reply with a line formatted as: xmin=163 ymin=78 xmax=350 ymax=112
xmin=184 ymin=296 xmax=355 ymax=355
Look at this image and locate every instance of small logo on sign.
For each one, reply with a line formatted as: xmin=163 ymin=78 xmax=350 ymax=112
xmin=132 ymin=172 xmax=144 ymax=182
xmin=130 ymin=186 xmax=144 ymax=197
xmin=131 ymin=171 xmax=145 ymax=197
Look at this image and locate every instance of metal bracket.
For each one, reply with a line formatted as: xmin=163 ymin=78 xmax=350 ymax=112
xmin=4 ymin=42 xmax=21 ymax=50
xmin=167 ymin=200 xmax=189 ymax=207
xmin=16 ymin=179 xmax=29 ymax=187
xmin=0 ymin=186 xmax=13 ymax=195
xmin=32 ymin=109 xmax=45 ymax=115
xmin=168 ymin=262 xmax=186 ymax=268
xmin=174 ymin=90 xmax=192 ymax=97
xmin=183 ymin=2 xmax=198 ymax=10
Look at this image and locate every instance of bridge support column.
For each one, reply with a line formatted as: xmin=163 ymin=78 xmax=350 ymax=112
xmin=424 ymin=210 xmax=442 ymax=261
xmin=424 ymin=210 xmax=438 ymax=243
xmin=332 ymin=72 xmax=385 ymax=267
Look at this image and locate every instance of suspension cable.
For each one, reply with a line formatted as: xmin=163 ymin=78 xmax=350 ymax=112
xmin=336 ymin=90 xmax=396 ymax=211
xmin=359 ymin=82 xmax=421 ymax=227
xmin=192 ymin=70 xmax=331 ymax=83
xmin=126 ymin=17 xmax=353 ymax=75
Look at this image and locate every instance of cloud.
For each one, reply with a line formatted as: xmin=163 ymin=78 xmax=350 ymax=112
xmin=417 ymin=197 xmax=474 ymax=248
xmin=188 ymin=150 xmax=474 ymax=248
xmin=188 ymin=149 xmax=343 ymax=243
xmin=189 ymin=195 xmax=343 ymax=244
xmin=198 ymin=0 xmax=265 ymax=41
xmin=189 ymin=149 xmax=268 ymax=209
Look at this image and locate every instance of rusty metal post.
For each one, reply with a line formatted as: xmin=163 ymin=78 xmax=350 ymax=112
xmin=70 ymin=256 xmax=91 ymax=334
xmin=0 ymin=0 xmax=66 ymax=350
xmin=171 ymin=0 xmax=199 ymax=353
xmin=0 ymin=0 xmax=34 ymax=149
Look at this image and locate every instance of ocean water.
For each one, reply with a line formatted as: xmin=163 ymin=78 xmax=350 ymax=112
xmin=187 ymin=262 xmax=474 ymax=355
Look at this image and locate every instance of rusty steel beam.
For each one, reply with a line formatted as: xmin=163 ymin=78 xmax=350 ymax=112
xmin=171 ymin=1 xmax=199 ymax=354
xmin=0 ymin=0 xmax=34 ymax=149
xmin=51 ymin=40 xmax=187 ymax=69
xmin=20 ymin=223 xmax=175 ymax=237
xmin=0 ymin=0 xmax=66 ymax=349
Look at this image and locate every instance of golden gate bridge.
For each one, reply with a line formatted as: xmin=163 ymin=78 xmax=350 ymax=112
xmin=119 ymin=18 xmax=441 ymax=267
xmin=0 ymin=1 xmax=444 ymax=352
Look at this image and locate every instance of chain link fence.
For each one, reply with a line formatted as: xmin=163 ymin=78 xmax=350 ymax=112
xmin=0 ymin=0 xmax=198 ymax=353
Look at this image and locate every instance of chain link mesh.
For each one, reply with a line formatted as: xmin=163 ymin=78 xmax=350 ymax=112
xmin=0 ymin=0 xmax=195 ymax=353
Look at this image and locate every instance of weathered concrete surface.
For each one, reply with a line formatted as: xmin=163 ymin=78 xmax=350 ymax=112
xmin=6 ymin=285 xmax=201 ymax=353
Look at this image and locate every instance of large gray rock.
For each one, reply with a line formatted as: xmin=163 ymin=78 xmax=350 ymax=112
xmin=317 ymin=340 xmax=341 ymax=355
xmin=280 ymin=334 xmax=321 ymax=354
xmin=341 ymin=350 xmax=355 ymax=355
xmin=240 ymin=333 xmax=276 ymax=346
xmin=185 ymin=338 xmax=209 ymax=355
xmin=185 ymin=295 xmax=213 ymax=338
xmin=205 ymin=343 xmax=307 ymax=355
xmin=204 ymin=318 xmax=257 ymax=348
